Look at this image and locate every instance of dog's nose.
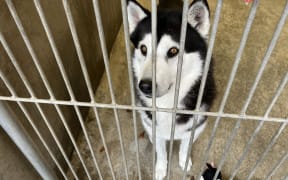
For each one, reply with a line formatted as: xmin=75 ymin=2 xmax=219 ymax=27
xmin=139 ymin=79 xmax=152 ymax=95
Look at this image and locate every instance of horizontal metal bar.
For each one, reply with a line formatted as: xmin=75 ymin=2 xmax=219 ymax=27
xmin=35 ymin=103 xmax=80 ymax=179
xmin=33 ymin=0 xmax=93 ymax=176
xmin=241 ymin=1 xmax=288 ymax=114
xmin=213 ymin=1 xmax=288 ymax=178
xmin=0 ymin=73 xmax=68 ymax=179
xmin=0 ymin=96 xmax=286 ymax=123
xmin=196 ymin=1 xmax=259 ymax=179
xmin=0 ymin=101 xmax=58 ymax=180
xmin=0 ymin=32 xmax=34 ymax=98
xmin=92 ymin=0 xmax=117 ymax=104
xmin=91 ymin=0 xmax=129 ymax=179
xmin=33 ymin=0 xmax=115 ymax=178
xmin=184 ymin=0 xmax=223 ymax=179
xmin=61 ymin=0 xmax=95 ymax=102
xmin=195 ymin=0 xmax=223 ymax=110
xmin=0 ymin=67 xmax=79 ymax=179
xmin=120 ymin=0 xmax=142 ymax=179
xmin=61 ymin=1 xmax=104 ymax=178
xmin=5 ymin=0 xmax=54 ymax=99
xmin=151 ymin=0 xmax=157 ymax=179
xmin=16 ymin=101 xmax=69 ymax=180
xmin=167 ymin=0 xmax=190 ymax=179
xmin=229 ymin=73 xmax=288 ymax=179
xmin=4 ymin=0 xmax=88 ymax=178
xmin=33 ymin=0 xmax=75 ymax=100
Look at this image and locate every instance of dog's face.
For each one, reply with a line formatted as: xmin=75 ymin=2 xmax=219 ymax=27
xmin=127 ymin=0 xmax=210 ymax=98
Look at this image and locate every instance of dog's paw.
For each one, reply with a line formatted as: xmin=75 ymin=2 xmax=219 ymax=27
xmin=155 ymin=167 xmax=167 ymax=180
xmin=155 ymin=161 xmax=167 ymax=180
xmin=179 ymin=157 xmax=192 ymax=172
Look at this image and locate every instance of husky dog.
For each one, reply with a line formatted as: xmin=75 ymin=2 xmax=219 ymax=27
xmin=127 ymin=0 xmax=215 ymax=179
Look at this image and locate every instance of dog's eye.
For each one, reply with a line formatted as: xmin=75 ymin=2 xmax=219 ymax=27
xmin=167 ymin=47 xmax=179 ymax=58
xmin=140 ymin=45 xmax=147 ymax=56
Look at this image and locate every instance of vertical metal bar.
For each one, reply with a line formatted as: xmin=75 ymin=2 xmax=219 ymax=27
xmin=166 ymin=0 xmax=189 ymax=179
xmin=120 ymin=0 xmax=142 ymax=179
xmin=1 ymin=1 xmax=84 ymax=174
xmin=91 ymin=107 xmax=116 ymax=180
xmin=91 ymin=0 xmax=116 ymax=104
xmin=0 ymin=71 xmax=67 ymax=179
xmin=151 ymin=0 xmax=157 ymax=179
xmin=0 ymin=33 xmax=34 ymax=98
xmin=32 ymin=0 xmax=75 ymax=100
xmin=196 ymin=1 xmax=259 ymax=179
xmin=0 ymin=33 xmax=80 ymax=179
xmin=5 ymin=0 xmax=100 ymax=175
xmin=91 ymin=0 xmax=129 ymax=179
xmin=185 ymin=0 xmax=224 ymax=178
xmin=0 ymin=101 xmax=58 ymax=180
xmin=230 ymin=73 xmax=288 ymax=179
xmin=33 ymin=0 xmax=115 ymax=178
xmin=17 ymin=102 xmax=69 ymax=180
xmin=189 ymin=2 xmax=223 ymax=173
xmin=195 ymin=0 xmax=223 ymax=110
xmin=61 ymin=0 xmax=95 ymax=101
xmin=5 ymin=0 xmax=54 ymax=99
xmin=265 ymin=150 xmax=288 ymax=180
xmin=241 ymin=0 xmax=288 ymax=115
xmin=212 ymin=2 xmax=288 ymax=179
xmin=35 ymin=102 xmax=80 ymax=179
xmin=247 ymin=121 xmax=287 ymax=179
xmin=61 ymin=0 xmax=117 ymax=178
xmin=34 ymin=0 xmax=102 ymax=177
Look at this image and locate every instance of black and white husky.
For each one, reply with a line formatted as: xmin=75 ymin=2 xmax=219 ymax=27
xmin=127 ymin=0 xmax=215 ymax=179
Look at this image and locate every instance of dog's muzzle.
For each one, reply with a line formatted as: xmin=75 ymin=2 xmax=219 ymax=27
xmin=139 ymin=79 xmax=153 ymax=97
xmin=138 ymin=80 xmax=172 ymax=98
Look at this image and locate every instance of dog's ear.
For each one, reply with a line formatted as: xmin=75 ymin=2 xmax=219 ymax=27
xmin=127 ymin=0 xmax=150 ymax=34
xmin=188 ymin=0 xmax=210 ymax=38
xmin=206 ymin=163 xmax=214 ymax=169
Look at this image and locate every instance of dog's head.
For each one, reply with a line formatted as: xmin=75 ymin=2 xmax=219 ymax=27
xmin=127 ymin=0 xmax=210 ymax=98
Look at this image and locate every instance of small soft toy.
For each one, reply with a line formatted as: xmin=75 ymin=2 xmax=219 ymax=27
xmin=201 ymin=163 xmax=222 ymax=180
xmin=191 ymin=163 xmax=222 ymax=180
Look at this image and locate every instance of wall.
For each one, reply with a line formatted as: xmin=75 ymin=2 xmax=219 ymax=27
xmin=0 ymin=0 xmax=122 ymax=178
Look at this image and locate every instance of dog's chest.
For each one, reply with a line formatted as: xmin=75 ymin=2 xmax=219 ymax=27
xmin=140 ymin=110 xmax=193 ymax=140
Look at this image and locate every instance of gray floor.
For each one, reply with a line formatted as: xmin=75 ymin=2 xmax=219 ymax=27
xmin=67 ymin=0 xmax=288 ymax=179
xmin=0 ymin=127 xmax=40 ymax=180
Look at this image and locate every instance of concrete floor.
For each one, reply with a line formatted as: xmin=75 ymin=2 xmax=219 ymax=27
xmin=0 ymin=127 xmax=40 ymax=180
xmin=67 ymin=0 xmax=288 ymax=179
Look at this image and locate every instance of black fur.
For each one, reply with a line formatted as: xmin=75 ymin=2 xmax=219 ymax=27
xmin=202 ymin=163 xmax=222 ymax=180
xmin=138 ymin=96 xmax=152 ymax=119
xmin=177 ymin=60 xmax=215 ymax=124
xmin=130 ymin=10 xmax=207 ymax=56
xmin=190 ymin=0 xmax=210 ymax=17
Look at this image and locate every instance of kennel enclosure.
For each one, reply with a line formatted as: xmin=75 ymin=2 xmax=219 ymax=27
xmin=0 ymin=0 xmax=288 ymax=179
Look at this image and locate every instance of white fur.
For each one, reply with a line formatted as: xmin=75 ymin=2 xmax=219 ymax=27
xmin=134 ymin=35 xmax=203 ymax=103
xmin=128 ymin=1 xmax=211 ymax=179
xmin=127 ymin=1 xmax=147 ymax=34
xmin=188 ymin=1 xmax=210 ymax=39
xmin=133 ymin=34 xmax=208 ymax=179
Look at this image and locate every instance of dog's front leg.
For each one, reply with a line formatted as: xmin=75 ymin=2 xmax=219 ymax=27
xmin=179 ymin=138 xmax=192 ymax=171
xmin=155 ymin=138 xmax=167 ymax=180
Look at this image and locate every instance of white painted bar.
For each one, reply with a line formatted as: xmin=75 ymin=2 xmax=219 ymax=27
xmin=0 ymin=101 xmax=58 ymax=180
